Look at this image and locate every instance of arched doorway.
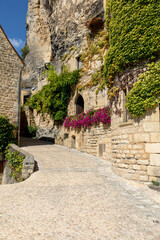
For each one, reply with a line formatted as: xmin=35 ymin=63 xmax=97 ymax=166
xmin=76 ymin=95 xmax=84 ymax=115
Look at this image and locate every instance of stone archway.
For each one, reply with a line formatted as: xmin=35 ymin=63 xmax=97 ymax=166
xmin=75 ymin=95 xmax=84 ymax=115
xmin=71 ymin=135 xmax=76 ymax=149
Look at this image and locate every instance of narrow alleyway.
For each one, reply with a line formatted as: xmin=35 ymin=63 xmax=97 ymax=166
xmin=0 ymin=138 xmax=160 ymax=240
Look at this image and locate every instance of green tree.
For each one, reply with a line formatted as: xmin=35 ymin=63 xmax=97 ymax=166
xmin=20 ymin=43 xmax=29 ymax=61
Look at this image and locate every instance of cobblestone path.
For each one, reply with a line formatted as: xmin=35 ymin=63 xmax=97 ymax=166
xmin=0 ymin=139 xmax=160 ymax=240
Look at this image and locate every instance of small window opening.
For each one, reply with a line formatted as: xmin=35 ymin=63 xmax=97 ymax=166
xmin=76 ymin=56 xmax=82 ymax=69
xmin=76 ymin=95 xmax=84 ymax=115
xmin=123 ymin=89 xmax=131 ymax=122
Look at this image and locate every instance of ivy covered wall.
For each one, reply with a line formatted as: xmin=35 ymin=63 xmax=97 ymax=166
xmin=104 ymin=0 xmax=160 ymax=85
xmin=103 ymin=0 xmax=160 ymax=115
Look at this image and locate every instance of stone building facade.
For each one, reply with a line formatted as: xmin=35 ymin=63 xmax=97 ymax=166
xmin=0 ymin=25 xmax=24 ymax=125
xmin=22 ymin=0 xmax=160 ymax=183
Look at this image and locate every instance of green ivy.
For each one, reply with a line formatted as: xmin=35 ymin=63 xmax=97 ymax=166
xmin=104 ymin=0 xmax=160 ymax=86
xmin=5 ymin=147 xmax=25 ymax=181
xmin=0 ymin=116 xmax=15 ymax=154
xmin=126 ymin=61 xmax=160 ymax=117
xmin=26 ymin=65 xmax=80 ymax=121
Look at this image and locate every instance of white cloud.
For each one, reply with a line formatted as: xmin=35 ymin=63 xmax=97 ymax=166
xmin=9 ymin=38 xmax=25 ymax=49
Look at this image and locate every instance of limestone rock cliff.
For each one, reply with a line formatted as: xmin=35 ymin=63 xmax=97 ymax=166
xmin=23 ymin=0 xmax=105 ymax=88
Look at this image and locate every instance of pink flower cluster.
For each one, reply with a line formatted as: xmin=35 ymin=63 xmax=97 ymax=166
xmin=64 ymin=106 xmax=111 ymax=130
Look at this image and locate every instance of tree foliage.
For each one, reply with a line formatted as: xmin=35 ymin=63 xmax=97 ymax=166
xmin=26 ymin=65 xmax=80 ymax=121
xmin=0 ymin=116 xmax=15 ymax=153
xmin=20 ymin=43 xmax=29 ymax=61
xmin=5 ymin=147 xmax=24 ymax=181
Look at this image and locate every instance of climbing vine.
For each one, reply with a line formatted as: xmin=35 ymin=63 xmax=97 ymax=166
xmin=78 ymin=30 xmax=108 ymax=91
xmin=126 ymin=61 xmax=160 ymax=117
xmin=81 ymin=30 xmax=108 ymax=71
xmin=26 ymin=65 xmax=80 ymax=121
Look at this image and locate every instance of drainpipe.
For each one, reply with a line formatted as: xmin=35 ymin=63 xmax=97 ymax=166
xmin=17 ymin=68 xmax=23 ymax=146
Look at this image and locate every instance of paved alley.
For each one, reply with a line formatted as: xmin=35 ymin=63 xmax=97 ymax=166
xmin=0 ymin=139 xmax=160 ymax=240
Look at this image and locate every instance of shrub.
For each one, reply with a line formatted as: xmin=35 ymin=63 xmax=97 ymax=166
xmin=27 ymin=126 xmax=38 ymax=138
xmin=64 ymin=106 xmax=111 ymax=130
xmin=0 ymin=116 xmax=15 ymax=154
xmin=20 ymin=43 xmax=29 ymax=61
xmin=5 ymin=147 xmax=25 ymax=181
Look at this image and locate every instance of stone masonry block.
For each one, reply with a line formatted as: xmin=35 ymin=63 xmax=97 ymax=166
xmin=133 ymin=165 xmax=141 ymax=170
xmin=118 ymin=164 xmax=129 ymax=169
xmin=150 ymin=154 xmax=160 ymax=166
xmin=147 ymin=166 xmax=160 ymax=177
xmin=134 ymin=133 xmax=150 ymax=143
xmin=131 ymin=174 xmax=139 ymax=181
xmin=145 ymin=143 xmax=160 ymax=153
xmin=150 ymin=133 xmax=160 ymax=142
xmin=143 ymin=122 xmax=160 ymax=132
xmin=139 ymin=175 xmax=149 ymax=182
xmin=137 ymin=160 xmax=149 ymax=165
xmin=149 ymin=176 xmax=158 ymax=182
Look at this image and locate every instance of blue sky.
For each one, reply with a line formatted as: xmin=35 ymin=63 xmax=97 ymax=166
xmin=0 ymin=0 xmax=28 ymax=55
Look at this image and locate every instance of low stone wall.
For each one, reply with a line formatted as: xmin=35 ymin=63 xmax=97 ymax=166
xmin=2 ymin=144 xmax=35 ymax=184
xmin=56 ymin=123 xmax=112 ymax=161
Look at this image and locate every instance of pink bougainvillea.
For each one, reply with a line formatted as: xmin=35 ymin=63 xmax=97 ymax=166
xmin=64 ymin=106 xmax=111 ymax=130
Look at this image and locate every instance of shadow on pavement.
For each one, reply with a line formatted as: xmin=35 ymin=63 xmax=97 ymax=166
xmin=20 ymin=137 xmax=54 ymax=147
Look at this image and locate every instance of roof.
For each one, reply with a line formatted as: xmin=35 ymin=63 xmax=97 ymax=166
xmin=0 ymin=25 xmax=24 ymax=65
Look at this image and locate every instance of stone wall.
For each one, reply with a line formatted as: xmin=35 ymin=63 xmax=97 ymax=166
xmin=2 ymin=144 xmax=35 ymax=184
xmin=111 ymin=107 xmax=160 ymax=183
xmin=0 ymin=26 xmax=23 ymax=125
xmin=55 ymin=122 xmax=111 ymax=160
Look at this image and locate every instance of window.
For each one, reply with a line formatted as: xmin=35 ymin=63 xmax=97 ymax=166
xmin=76 ymin=95 xmax=84 ymax=115
xmin=123 ymin=89 xmax=131 ymax=122
xmin=76 ymin=56 xmax=82 ymax=69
